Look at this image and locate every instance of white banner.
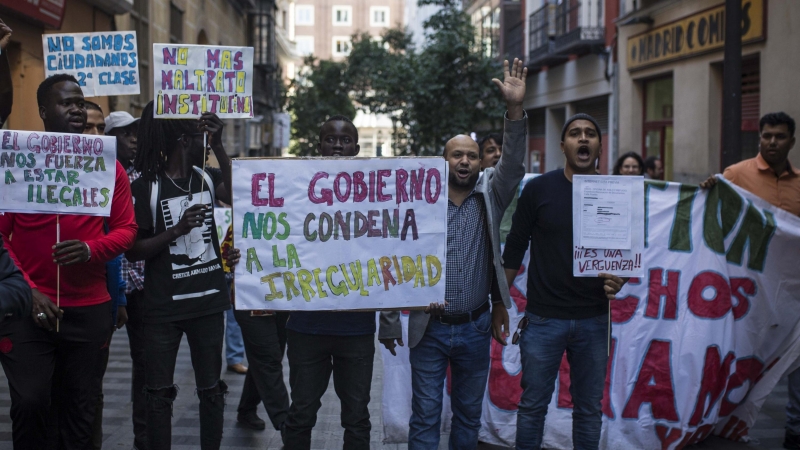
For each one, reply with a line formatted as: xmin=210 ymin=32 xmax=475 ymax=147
xmin=382 ymin=177 xmax=800 ymax=449
xmin=43 ymin=31 xmax=140 ymax=97
xmin=214 ymin=206 xmax=232 ymax=241
xmin=153 ymin=44 xmax=254 ymax=119
xmin=231 ymin=158 xmax=448 ymax=311
xmin=0 ymin=130 xmax=116 ymax=216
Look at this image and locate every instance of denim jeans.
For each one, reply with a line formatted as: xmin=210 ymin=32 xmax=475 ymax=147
xmin=786 ymin=367 xmax=800 ymax=434
xmin=516 ymin=311 xmax=609 ymax=450
xmin=143 ymin=312 xmax=227 ymax=450
xmin=408 ymin=308 xmax=492 ymax=450
xmin=225 ymin=308 xmax=244 ymax=366
xmin=234 ymin=310 xmax=290 ymax=430
xmin=284 ymin=330 xmax=374 ymax=450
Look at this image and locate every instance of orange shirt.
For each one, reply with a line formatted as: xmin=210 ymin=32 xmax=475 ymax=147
xmin=723 ymin=153 xmax=800 ymax=216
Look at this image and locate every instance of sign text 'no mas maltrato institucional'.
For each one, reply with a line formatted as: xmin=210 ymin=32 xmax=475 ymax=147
xmin=0 ymin=130 xmax=117 ymax=216
xmin=232 ymin=158 xmax=448 ymax=311
xmin=43 ymin=31 xmax=140 ymax=97
xmin=153 ymin=44 xmax=254 ymax=119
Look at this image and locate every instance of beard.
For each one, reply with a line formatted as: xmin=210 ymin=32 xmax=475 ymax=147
xmin=449 ymin=168 xmax=479 ymax=191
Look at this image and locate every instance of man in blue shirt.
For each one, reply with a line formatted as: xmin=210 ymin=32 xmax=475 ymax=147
xmin=379 ymin=58 xmax=528 ymax=449
xmin=281 ymin=114 xmax=376 ymax=450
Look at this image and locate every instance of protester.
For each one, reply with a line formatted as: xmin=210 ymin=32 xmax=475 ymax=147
xmin=0 ymin=237 xmax=31 ymax=322
xmin=218 ymin=226 xmax=291 ymax=433
xmin=0 ymin=74 xmax=137 ymax=449
xmin=700 ymin=112 xmax=799 ymax=449
xmin=102 ymin=109 xmax=150 ymax=449
xmin=379 ymin=58 xmax=528 ymax=449
xmin=127 ymin=100 xmax=231 ymax=450
xmin=612 ymin=151 xmax=645 ymax=175
xmin=479 ymin=132 xmax=503 ymax=170
xmin=501 ymin=113 xmax=626 ymax=450
xmin=0 ymin=18 xmax=12 ymax=127
xmin=78 ymin=101 xmax=130 ymax=450
xmin=644 ymin=155 xmax=664 ymax=180
xmin=280 ymin=113 xmax=375 ymax=450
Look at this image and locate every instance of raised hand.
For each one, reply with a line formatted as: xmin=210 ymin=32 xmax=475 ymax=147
xmin=0 ymin=19 xmax=11 ymax=51
xmin=492 ymin=58 xmax=527 ymax=120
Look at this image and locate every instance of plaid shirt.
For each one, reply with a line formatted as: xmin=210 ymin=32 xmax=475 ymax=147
xmin=444 ymin=190 xmax=492 ymax=314
xmin=121 ymin=167 xmax=145 ymax=294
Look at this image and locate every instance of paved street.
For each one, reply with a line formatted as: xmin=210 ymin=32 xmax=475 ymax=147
xmin=0 ymin=329 xmax=790 ymax=449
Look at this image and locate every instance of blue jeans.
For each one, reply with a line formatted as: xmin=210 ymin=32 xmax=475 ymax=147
xmin=225 ymin=308 xmax=244 ymax=366
xmin=786 ymin=367 xmax=800 ymax=434
xmin=516 ymin=312 xmax=609 ymax=450
xmin=408 ymin=309 xmax=492 ymax=450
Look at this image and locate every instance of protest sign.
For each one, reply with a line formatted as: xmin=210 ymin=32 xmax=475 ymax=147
xmin=231 ymin=158 xmax=448 ymax=311
xmin=382 ymin=177 xmax=800 ymax=449
xmin=0 ymin=130 xmax=116 ymax=216
xmin=153 ymin=44 xmax=254 ymax=119
xmin=43 ymin=31 xmax=140 ymax=97
xmin=573 ymin=175 xmax=645 ymax=277
xmin=214 ymin=206 xmax=232 ymax=241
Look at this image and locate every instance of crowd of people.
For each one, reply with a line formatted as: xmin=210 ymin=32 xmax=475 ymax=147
xmin=0 ymin=17 xmax=799 ymax=450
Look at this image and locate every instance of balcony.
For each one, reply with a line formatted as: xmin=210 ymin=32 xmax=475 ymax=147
xmin=527 ymin=0 xmax=605 ymax=70
xmin=553 ymin=0 xmax=605 ymax=53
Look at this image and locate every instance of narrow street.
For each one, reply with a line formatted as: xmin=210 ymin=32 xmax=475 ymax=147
xmin=0 ymin=330 xmax=789 ymax=449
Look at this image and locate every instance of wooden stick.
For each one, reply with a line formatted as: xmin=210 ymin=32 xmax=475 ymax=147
xmin=56 ymin=215 xmax=60 ymax=333
xmin=607 ymin=304 xmax=611 ymax=356
xmin=200 ymin=132 xmax=208 ymax=199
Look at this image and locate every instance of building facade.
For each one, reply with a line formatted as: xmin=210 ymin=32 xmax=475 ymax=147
xmin=291 ymin=0 xmax=404 ymax=156
xmin=617 ymin=0 xmax=800 ymax=183
xmin=521 ymin=0 xmax=619 ymax=174
xmin=1 ymin=0 xmax=132 ymax=131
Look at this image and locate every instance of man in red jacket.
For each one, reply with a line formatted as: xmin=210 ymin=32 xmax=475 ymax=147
xmin=0 ymin=74 xmax=137 ymax=449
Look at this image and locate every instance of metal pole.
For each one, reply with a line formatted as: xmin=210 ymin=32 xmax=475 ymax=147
xmin=721 ymin=0 xmax=742 ymax=170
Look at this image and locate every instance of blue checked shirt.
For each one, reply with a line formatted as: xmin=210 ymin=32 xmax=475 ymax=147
xmin=445 ymin=190 xmax=492 ymax=314
xmin=121 ymin=167 xmax=145 ymax=294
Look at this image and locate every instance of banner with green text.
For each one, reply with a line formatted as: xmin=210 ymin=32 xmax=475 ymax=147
xmin=231 ymin=158 xmax=448 ymax=311
xmin=0 ymin=130 xmax=116 ymax=216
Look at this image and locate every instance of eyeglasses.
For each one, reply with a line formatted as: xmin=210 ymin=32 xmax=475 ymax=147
xmin=511 ymin=316 xmax=529 ymax=345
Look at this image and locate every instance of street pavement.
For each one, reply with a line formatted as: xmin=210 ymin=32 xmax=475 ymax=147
xmin=0 ymin=327 xmax=790 ymax=449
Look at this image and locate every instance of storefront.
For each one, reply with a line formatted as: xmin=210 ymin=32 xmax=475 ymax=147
xmin=617 ymin=0 xmax=799 ymax=183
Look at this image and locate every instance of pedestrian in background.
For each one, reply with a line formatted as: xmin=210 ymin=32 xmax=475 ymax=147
xmin=613 ymin=151 xmax=645 ymax=176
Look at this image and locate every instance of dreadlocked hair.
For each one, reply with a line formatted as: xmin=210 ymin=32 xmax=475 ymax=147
xmin=135 ymin=100 xmax=198 ymax=182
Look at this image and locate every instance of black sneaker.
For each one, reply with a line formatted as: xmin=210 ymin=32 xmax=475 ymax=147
xmin=784 ymin=431 xmax=800 ymax=449
xmin=237 ymin=412 xmax=266 ymax=431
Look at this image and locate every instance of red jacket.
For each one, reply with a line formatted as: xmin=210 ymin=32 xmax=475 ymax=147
xmin=0 ymin=160 xmax=138 ymax=307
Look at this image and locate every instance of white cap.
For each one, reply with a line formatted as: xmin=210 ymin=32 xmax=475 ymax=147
xmin=104 ymin=111 xmax=139 ymax=135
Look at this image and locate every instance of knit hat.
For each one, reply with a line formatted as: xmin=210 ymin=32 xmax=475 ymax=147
xmin=561 ymin=113 xmax=602 ymax=142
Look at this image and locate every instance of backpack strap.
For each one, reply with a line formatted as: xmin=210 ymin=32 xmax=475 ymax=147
xmin=193 ymin=166 xmax=215 ymax=203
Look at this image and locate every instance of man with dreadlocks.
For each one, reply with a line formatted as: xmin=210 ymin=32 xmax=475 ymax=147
xmin=126 ymin=100 xmax=232 ymax=450
xmin=0 ymin=73 xmax=137 ymax=449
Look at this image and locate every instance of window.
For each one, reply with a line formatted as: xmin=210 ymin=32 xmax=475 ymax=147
xmin=169 ymin=2 xmax=183 ymax=43
xmin=332 ymin=36 xmax=351 ymax=56
xmin=130 ymin=0 xmax=150 ymax=113
xmin=370 ymin=6 xmax=390 ymax=27
xmin=643 ymin=77 xmax=674 ymax=180
xmin=296 ymin=5 xmax=314 ymax=26
xmin=333 ymin=6 xmax=352 ymax=26
xmin=295 ymin=36 xmax=314 ymax=56
xmin=282 ymin=10 xmax=287 ymax=30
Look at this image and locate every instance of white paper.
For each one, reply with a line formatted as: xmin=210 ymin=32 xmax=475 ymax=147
xmin=580 ymin=177 xmax=633 ymax=249
xmin=42 ymin=32 xmax=141 ymax=97
xmin=572 ymin=175 xmax=644 ymax=277
xmin=231 ymin=157 xmax=448 ymax=311
xmin=152 ymin=44 xmax=254 ymax=119
xmin=0 ymin=130 xmax=117 ymax=217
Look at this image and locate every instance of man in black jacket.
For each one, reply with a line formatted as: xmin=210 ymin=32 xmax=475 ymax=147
xmin=0 ymin=237 xmax=31 ymax=323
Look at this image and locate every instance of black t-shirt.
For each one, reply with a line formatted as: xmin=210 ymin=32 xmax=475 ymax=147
xmin=131 ymin=168 xmax=230 ymax=323
xmin=502 ymin=169 xmax=607 ymax=320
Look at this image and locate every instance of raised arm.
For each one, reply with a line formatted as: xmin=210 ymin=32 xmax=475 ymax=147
xmin=490 ymin=59 xmax=528 ymax=214
xmin=200 ymin=112 xmax=231 ymax=204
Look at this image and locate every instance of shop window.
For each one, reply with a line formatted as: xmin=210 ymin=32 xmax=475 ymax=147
xmin=643 ymin=76 xmax=674 ymax=180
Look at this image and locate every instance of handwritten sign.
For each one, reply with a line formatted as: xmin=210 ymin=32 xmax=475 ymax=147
xmin=42 ymin=31 xmax=140 ymax=96
xmin=153 ymin=44 xmax=254 ymax=119
xmin=573 ymin=175 xmax=644 ymax=277
xmin=214 ymin=206 xmax=232 ymax=241
xmin=0 ymin=130 xmax=117 ymax=216
xmin=231 ymin=157 xmax=448 ymax=311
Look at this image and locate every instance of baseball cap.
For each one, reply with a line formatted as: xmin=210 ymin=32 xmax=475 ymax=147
xmin=104 ymin=111 xmax=139 ymax=135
